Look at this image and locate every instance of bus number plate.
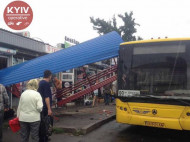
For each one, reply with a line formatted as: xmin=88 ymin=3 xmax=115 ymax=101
xmin=145 ymin=121 xmax=165 ymax=128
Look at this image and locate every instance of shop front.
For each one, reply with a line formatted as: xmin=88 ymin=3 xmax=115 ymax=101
xmin=0 ymin=46 xmax=16 ymax=70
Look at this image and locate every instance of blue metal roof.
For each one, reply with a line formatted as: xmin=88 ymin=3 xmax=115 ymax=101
xmin=0 ymin=31 xmax=123 ymax=86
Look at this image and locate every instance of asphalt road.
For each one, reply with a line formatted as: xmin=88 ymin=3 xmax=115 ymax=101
xmin=51 ymin=120 xmax=190 ymax=142
xmin=4 ymin=120 xmax=190 ymax=142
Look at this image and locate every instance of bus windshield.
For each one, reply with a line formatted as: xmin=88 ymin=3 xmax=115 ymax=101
xmin=118 ymin=42 xmax=190 ymax=101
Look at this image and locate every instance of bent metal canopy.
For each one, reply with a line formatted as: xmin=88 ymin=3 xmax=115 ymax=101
xmin=0 ymin=31 xmax=123 ymax=86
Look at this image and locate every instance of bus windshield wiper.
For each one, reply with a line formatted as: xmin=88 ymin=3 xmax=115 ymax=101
xmin=144 ymin=95 xmax=190 ymax=105
xmin=163 ymin=95 xmax=190 ymax=105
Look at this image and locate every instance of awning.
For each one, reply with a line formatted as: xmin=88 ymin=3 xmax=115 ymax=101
xmin=0 ymin=31 xmax=123 ymax=86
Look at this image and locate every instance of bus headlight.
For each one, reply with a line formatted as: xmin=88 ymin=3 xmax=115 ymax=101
xmin=120 ymin=107 xmax=123 ymax=110
xmin=186 ymin=112 xmax=190 ymax=116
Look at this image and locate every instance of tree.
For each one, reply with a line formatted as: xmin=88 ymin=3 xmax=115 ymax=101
xmin=90 ymin=11 xmax=142 ymax=42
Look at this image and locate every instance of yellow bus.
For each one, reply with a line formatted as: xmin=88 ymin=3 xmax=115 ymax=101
xmin=116 ymin=38 xmax=190 ymax=130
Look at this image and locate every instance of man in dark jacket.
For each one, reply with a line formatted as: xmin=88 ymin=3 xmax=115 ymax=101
xmin=38 ymin=70 xmax=53 ymax=142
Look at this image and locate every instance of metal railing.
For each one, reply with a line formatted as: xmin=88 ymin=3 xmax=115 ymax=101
xmin=55 ymin=65 xmax=117 ymax=106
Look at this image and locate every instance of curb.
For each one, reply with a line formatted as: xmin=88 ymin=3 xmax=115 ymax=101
xmin=81 ymin=115 xmax=116 ymax=134
xmin=54 ymin=114 xmax=116 ymax=135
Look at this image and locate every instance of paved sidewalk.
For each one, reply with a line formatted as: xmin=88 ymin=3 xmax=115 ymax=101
xmin=53 ymin=103 xmax=116 ymax=135
xmin=3 ymin=102 xmax=116 ymax=141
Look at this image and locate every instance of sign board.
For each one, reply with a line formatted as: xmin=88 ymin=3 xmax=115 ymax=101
xmin=45 ymin=44 xmax=61 ymax=53
xmin=16 ymin=31 xmax=30 ymax=37
xmin=62 ymin=81 xmax=72 ymax=88
xmin=118 ymin=90 xmax=140 ymax=97
xmin=0 ymin=47 xmax=16 ymax=55
xmin=64 ymin=41 xmax=72 ymax=49
xmin=65 ymin=36 xmax=79 ymax=45
xmin=64 ymin=82 xmax=70 ymax=88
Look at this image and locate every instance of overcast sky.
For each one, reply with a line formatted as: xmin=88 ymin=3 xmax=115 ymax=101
xmin=1 ymin=0 xmax=190 ymax=46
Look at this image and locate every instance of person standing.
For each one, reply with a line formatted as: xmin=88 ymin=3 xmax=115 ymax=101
xmin=38 ymin=70 xmax=53 ymax=142
xmin=110 ymin=80 xmax=117 ymax=102
xmin=0 ymin=84 xmax=9 ymax=142
xmin=53 ymin=76 xmax=62 ymax=106
xmin=104 ymin=83 xmax=112 ymax=105
xmin=17 ymin=79 xmax=43 ymax=142
xmin=92 ymin=80 xmax=99 ymax=107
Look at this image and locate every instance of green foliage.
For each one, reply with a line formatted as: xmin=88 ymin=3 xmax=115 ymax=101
xmin=53 ymin=128 xmax=65 ymax=134
xmin=3 ymin=123 xmax=9 ymax=129
xmin=90 ymin=11 xmax=142 ymax=42
xmin=73 ymin=129 xmax=84 ymax=136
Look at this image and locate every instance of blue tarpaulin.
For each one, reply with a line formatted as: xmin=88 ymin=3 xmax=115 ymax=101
xmin=0 ymin=31 xmax=123 ymax=86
